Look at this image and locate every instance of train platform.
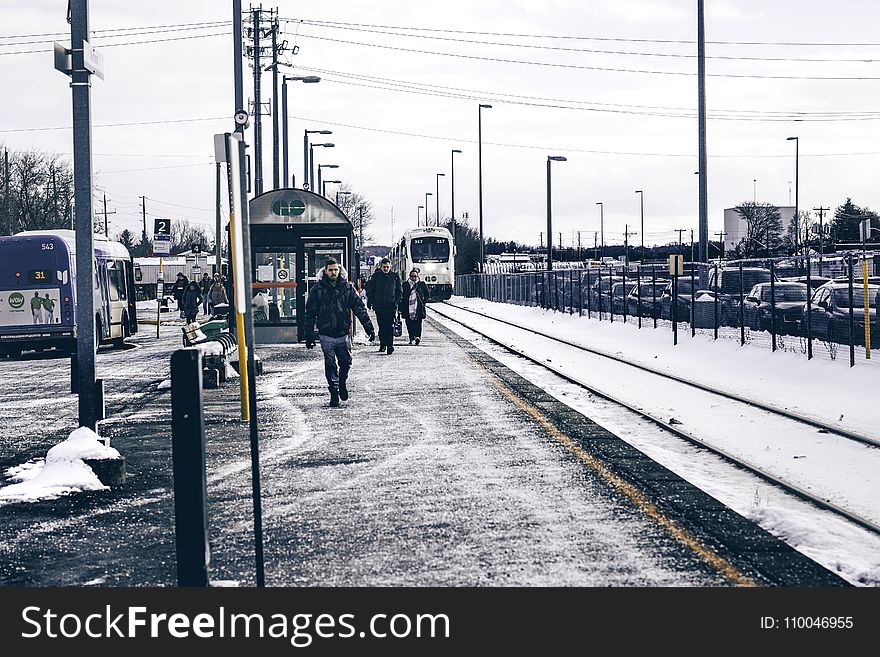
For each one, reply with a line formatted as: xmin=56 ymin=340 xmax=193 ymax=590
xmin=0 ymin=310 xmax=848 ymax=586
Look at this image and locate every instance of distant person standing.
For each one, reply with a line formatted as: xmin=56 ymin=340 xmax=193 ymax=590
xmin=171 ymin=272 xmax=188 ymax=317
xmin=199 ymin=273 xmax=212 ymax=315
xmin=42 ymin=293 xmax=56 ymax=324
xmin=182 ymin=280 xmax=202 ymax=324
xmin=208 ymin=273 xmax=228 ymax=313
xmin=304 ymin=258 xmax=375 ymax=408
xmin=365 ymin=257 xmax=402 ymax=354
xmin=400 ymin=269 xmax=429 ymax=345
xmin=31 ymin=292 xmax=43 ymax=324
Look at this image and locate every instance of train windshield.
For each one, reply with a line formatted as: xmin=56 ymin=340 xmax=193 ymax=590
xmin=411 ymin=237 xmax=449 ymax=263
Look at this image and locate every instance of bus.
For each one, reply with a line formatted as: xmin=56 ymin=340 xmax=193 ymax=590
xmin=389 ymin=226 xmax=454 ymax=301
xmin=0 ymin=230 xmax=138 ymax=357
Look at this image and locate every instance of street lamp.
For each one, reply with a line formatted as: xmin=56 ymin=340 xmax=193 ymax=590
xmin=478 ymin=103 xmax=492 ymax=271
xmin=596 ymin=202 xmax=605 ymax=259
xmin=322 ymin=180 xmax=341 ymax=198
xmin=787 ymin=137 xmax=799 ymax=257
xmin=635 ymin=190 xmax=644 ymax=263
xmin=435 ymin=172 xmax=445 ymax=227
xmin=302 ymin=128 xmax=331 ymax=191
xmin=546 ymin=156 xmax=567 ymax=271
xmin=418 ymin=205 xmax=424 ymax=226
xmin=317 ymin=163 xmax=339 ymax=197
xmin=451 ymin=148 xmax=462 ymax=243
xmin=335 ymin=189 xmax=351 ymax=208
xmin=425 ymin=192 xmax=433 ymax=226
xmin=308 ymin=142 xmax=334 ymax=192
xmin=281 ymin=76 xmax=321 ymax=188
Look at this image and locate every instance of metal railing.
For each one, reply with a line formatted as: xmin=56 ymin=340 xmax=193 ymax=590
xmin=455 ymin=252 xmax=880 ymax=368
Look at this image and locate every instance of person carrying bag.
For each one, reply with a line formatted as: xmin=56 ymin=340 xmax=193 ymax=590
xmin=400 ymin=268 xmax=429 ymax=345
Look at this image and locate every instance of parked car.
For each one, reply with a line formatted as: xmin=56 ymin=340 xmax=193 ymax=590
xmin=626 ymin=280 xmax=668 ymax=318
xmin=802 ymin=281 xmax=879 ymax=346
xmin=610 ymin=280 xmax=639 ymax=315
xmin=702 ymin=266 xmax=775 ymax=326
xmin=659 ymin=277 xmax=696 ymax=321
xmin=741 ymin=282 xmax=809 ymax=334
xmin=581 ymin=273 xmax=622 ymax=313
xmin=782 ymin=275 xmax=831 ymax=290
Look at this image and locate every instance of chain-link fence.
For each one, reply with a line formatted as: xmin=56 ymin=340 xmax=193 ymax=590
xmin=454 ymin=252 xmax=880 ymax=368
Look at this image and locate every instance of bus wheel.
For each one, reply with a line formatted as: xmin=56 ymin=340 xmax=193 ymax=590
xmin=112 ymin=313 xmax=130 ymax=348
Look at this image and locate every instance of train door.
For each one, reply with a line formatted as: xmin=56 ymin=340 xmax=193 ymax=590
xmin=296 ymin=238 xmax=348 ymax=341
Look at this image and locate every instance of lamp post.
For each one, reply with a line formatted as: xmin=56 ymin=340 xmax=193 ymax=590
xmin=596 ymin=202 xmax=605 ymax=259
xmin=451 ymin=148 xmax=462 ymax=242
xmin=317 ymin=163 xmax=338 ymax=198
xmin=335 ymin=188 xmax=351 ymax=210
xmin=280 ymin=76 xmax=321 ymax=189
xmin=435 ymin=172 xmax=445 ymax=227
xmin=425 ymin=192 xmax=433 ymax=226
xmin=322 ymin=180 xmax=341 ymax=198
xmin=303 ymin=129 xmax=331 ymax=190
xmin=417 ymin=205 xmax=424 ymax=226
xmin=478 ymin=103 xmax=492 ymax=272
xmin=546 ymin=156 xmax=567 ymax=271
xmin=309 ymin=142 xmax=334 ymax=192
xmin=787 ymin=137 xmax=799 ymax=257
xmin=635 ymin=190 xmax=644 ymax=263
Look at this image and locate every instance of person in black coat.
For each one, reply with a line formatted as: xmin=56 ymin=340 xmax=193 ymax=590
xmin=365 ymin=257 xmax=402 ymax=354
xmin=400 ymin=268 xmax=429 ymax=345
xmin=304 ymin=258 xmax=375 ymax=407
xmin=171 ymin=272 xmax=188 ymax=313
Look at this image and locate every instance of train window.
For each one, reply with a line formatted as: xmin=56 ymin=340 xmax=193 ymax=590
xmin=410 ymin=237 xmax=449 ymax=263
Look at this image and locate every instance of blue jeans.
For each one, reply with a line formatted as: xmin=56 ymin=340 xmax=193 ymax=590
xmin=319 ymin=334 xmax=352 ymax=389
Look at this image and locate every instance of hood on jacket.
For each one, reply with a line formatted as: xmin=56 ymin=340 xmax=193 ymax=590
xmin=316 ymin=265 xmax=349 ymax=285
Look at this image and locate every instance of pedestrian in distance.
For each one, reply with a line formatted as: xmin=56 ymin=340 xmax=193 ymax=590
xmin=304 ymin=258 xmax=376 ymax=408
xmin=199 ymin=272 xmax=212 ymax=315
xmin=365 ymin=257 xmax=402 ymax=354
xmin=42 ymin=293 xmax=56 ymax=324
xmin=208 ymin=273 xmax=228 ymax=314
xmin=400 ymin=268 xmax=429 ymax=345
xmin=171 ymin=272 xmax=188 ymax=317
xmin=30 ymin=291 xmax=44 ymax=324
xmin=182 ymin=280 xmax=202 ymax=325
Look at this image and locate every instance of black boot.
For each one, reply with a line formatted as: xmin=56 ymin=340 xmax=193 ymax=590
xmin=387 ymin=345 xmax=394 ymax=355
xmin=339 ymin=377 xmax=349 ymax=401
xmin=329 ymin=386 xmax=340 ymax=407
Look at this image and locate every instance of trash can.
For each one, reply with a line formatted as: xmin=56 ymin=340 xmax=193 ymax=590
xmin=692 ymin=294 xmax=716 ymax=329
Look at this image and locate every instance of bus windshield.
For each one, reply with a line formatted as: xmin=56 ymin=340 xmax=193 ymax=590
xmin=411 ymin=237 xmax=449 ymax=262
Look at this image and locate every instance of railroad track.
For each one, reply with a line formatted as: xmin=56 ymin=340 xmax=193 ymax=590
xmin=430 ymin=301 xmax=880 ymax=538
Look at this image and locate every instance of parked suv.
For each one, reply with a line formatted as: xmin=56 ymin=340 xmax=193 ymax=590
xmin=659 ymin=277 xmax=696 ymax=321
xmin=802 ymin=281 xmax=879 ymax=346
xmin=741 ymin=282 xmax=809 ymax=334
xmin=626 ymin=280 xmax=667 ymax=318
xmin=702 ymin=266 xmax=775 ymax=326
xmin=581 ymin=273 xmax=622 ymax=313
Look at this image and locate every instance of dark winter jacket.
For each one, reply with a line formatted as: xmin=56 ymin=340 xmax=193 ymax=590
xmin=171 ymin=276 xmax=189 ymax=301
xmin=209 ymin=282 xmax=228 ymax=306
xmin=199 ymin=275 xmax=212 ymax=295
xmin=400 ymin=279 xmax=429 ymax=320
xmin=365 ymin=269 xmax=402 ymax=311
xmin=304 ymin=267 xmax=374 ymax=339
xmin=182 ymin=284 xmax=201 ymax=318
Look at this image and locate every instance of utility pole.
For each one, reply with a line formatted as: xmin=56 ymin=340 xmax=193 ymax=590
xmin=814 ymin=206 xmax=829 ymax=268
xmin=593 ymin=232 xmax=598 ymax=261
xmin=624 ymin=225 xmax=637 ymax=267
xmin=251 ymin=6 xmax=263 ymax=195
xmin=697 ymin=0 xmax=709 ymax=262
xmin=140 ymin=195 xmax=148 ymax=250
xmin=215 ymin=162 xmax=222 ymax=273
xmin=690 ymin=229 xmax=695 ymax=262
xmin=539 ymin=231 xmax=543 ymax=249
xmin=577 ymin=230 xmax=582 ymax=263
xmin=99 ymin=192 xmax=115 ymax=237
xmin=270 ymin=12 xmax=279 ymax=191
xmin=675 ymin=228 xmax=686 ymax=255
xmin=359 ymin=205 xmax=364 ymax=254
xmin=714 ymin=231 xmax=727 ymax=261
xmin=558 ymin=231 xmax=563 ymax=262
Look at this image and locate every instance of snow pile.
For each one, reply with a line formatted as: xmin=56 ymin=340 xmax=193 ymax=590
xmin=157 ymin=379 xmax=171 ymax=389
xmin=0 ymin=427 xmax=121 ymax=505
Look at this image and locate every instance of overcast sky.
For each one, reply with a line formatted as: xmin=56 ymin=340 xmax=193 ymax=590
xmin=4 ymin=1 xmax=880 ymax=250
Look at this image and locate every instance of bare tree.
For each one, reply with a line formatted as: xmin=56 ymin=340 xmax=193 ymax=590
xmin=334 ymin=184 xmax=375 ymax=246
xmin=733 ymin=202 xmax=782 ymax=257
xmin=0 ymin=146 xmax=75 ymax=236
xmin=170 ymin=219 xmax=211 ymax=255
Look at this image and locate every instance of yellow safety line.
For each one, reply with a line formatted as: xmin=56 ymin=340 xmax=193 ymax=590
xmin=471 ymin=356 xmax=757 ymax=587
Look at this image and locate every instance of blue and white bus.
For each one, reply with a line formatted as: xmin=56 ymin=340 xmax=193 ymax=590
xmin=0 ymin=230 xmax=138 ymax=357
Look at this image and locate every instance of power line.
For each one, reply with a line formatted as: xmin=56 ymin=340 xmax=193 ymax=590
xmin=0 ymin=116 xmax=227 ymax=133
xmin=0 ymin=20 xmax=229 ymax=41
xmin=0 ymin=31 xmax=228 ymax=56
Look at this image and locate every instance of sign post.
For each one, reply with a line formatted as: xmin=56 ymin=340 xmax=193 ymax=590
xmin=154 ymin=218 xmax=172 ymax=338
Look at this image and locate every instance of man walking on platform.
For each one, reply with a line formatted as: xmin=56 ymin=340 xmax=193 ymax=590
xmin=365 ymin=257 xmax=402 ymax=354
xmin=304 ymin=258 xmax=375 ymax=407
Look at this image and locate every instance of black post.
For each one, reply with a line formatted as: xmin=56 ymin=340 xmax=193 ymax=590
xmin=622 ymin=264 xmax=628 ymax=324
xmin=672 ymin=273 xmax=678 ymax=345
xmin=637 ymin=266 xmax=642 ymax=328
xmin=597 ymin=267 xmax=602 ymax=320
xmin=569 ymin=268 xmax=574 ymax=314
xmin=170 ymin=348 xmax=209 ymax=587
xmin=770 ymin=259 xmax=777 ymax=352
xmin=609 ymin=265 xmax=614 ymax=323
xmin=713 ymin=262 xmax=719 ymax=340
xmin=806 ymin=252 xmax=813 ymax=359
xmin=849 ymin=253 xmax=855 ymax=367
xmin=578 ymin=268 xmax=583 ymax=316
xmin=651 ymin=266 xmax=657 ymax=329
xmin=690 ymin=263 xmax=696 ymax=337
xmin=739 ymin=262 xmax=745 ymax=346
xmin=586 ymin=268 xmax=592 ymax=318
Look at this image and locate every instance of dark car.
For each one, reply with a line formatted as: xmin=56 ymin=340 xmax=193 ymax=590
xmin=626 ymin=280 xmax=668 ymax=318
xmin=610 ymin=281 xmax=639 ymax=315
xmin=581 ymin=273 xmax=622 ymax=313
xmin=802 ymin=282 xmax=879 ymax=346
xmin=702 ymin=266 xmax=775 ymax=326
xmin=742 ymin=282 xmax=809 ymax=334
xmin=660 ymin=277 xmax=696 ymax=321
xmin=782 ymin=275 xmax=831 ymax=290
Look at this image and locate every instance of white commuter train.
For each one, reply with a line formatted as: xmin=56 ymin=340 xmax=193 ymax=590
xmin=389 ymin=226 xmax=455 ymax=301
